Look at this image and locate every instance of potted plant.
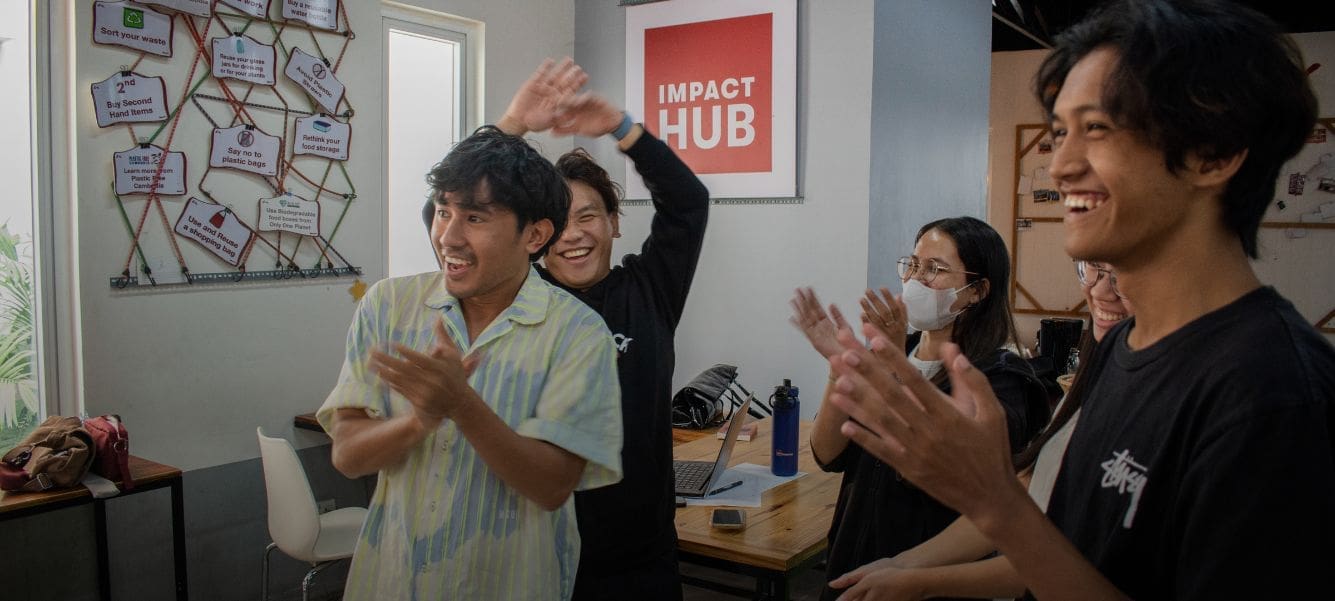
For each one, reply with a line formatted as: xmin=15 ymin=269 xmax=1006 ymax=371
xmin=0 ymin=223 xmax=37 ymax=450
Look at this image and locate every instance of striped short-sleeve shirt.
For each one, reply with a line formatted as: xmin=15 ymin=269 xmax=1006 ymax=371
xmin=317 ymin=267 xmax=623 ymax=601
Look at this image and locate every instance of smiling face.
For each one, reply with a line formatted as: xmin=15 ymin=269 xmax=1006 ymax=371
xmin=1049 ymin=47 xmax=1199 ymax=269
xmin=543 ymin=180 xmax=620 ymax=291
xmin=1082 ymin=261 xmax=1131 ymax=340
xmin=431 ymin=180 xmax=552 ymax=306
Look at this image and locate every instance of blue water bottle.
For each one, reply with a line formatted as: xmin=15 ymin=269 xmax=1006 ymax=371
xmin=771 ymin=379 xmax=800 ymax=476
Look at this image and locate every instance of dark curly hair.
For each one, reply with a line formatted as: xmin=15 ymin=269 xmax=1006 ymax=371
xmin=1034 ymin=0 xmax=1317 ymax=258
xmin=555 ymin=148 xmax=623 ymax=216
xmin=425 ymin=126 xmax=570 ymax=260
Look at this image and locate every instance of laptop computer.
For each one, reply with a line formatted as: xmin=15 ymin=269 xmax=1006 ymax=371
xmin=674 ymin=393 xmax=754 ymax=497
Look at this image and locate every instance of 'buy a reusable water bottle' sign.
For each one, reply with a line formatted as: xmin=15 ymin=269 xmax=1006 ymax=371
xmin=114 ymin=144 xmax=187 ymax=195
xmin=293 ymin=115 xmax=350 ymax=160
xmin=93 ymin=1 xmax=174 ymax=57
xmin=91 ymin=72 xmax=170 ymax=128
xmin=218 ymin=0 xmax=270 ymax=18
xmin=211 ymin=35 xmax=277 ymax=86
xmin=209 ymin=125 xmax=283 ymax=177
xmin=174 ymin=197 xmax=256 ymax=266
xmin=285 ymin=47 xmax=345 ymax=113
xmin=258 ymin=194 xmax=321 ymax=236
xmin=282 ymin=0 xmax=339 ymax=30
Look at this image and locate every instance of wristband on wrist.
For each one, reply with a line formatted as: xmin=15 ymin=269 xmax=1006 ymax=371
xmin=611 ymin=111 xmax=634 ymax=141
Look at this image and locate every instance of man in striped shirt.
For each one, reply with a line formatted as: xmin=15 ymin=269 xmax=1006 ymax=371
xmin=317 ymin=127 xmax=623 ymax=600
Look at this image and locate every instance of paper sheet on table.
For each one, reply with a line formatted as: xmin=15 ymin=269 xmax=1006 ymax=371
xmin=685 ymin=462 xmax=805 ymax=508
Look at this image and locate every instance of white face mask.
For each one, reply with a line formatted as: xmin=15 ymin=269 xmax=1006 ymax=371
xmin=902 ymin=278 xmax=974 ymax=332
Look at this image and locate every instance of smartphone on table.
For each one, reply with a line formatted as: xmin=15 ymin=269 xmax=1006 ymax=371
xmin=710 ymin=508 xmax=746 ymax=531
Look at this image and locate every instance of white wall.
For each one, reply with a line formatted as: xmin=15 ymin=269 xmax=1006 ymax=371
xmin=579 ymin=1 xmax=989 ymax=417
xmin=73 ymin=0 xmax=573 ymax=471
xmin=987 ymin=35 xmax=1335 ymax=347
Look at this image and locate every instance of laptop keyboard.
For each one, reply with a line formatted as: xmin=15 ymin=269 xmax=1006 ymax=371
xmin=674 ymin=460 xmax=713 ymax=491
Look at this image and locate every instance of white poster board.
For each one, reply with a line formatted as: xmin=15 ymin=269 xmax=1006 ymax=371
xmin=211 ymin=35 xmax=278 ymax=86
xmin=282 ymin=0 xmax=339 ymax=30
xmin=258 ymin=194 xmax=322 ymax=236
xmin=209 ymin=125 xmax=283 ymax=177
xmin=91 ymin=72 xmax=170 ymax=128
xmin=293 ymin=114 xmax=350 ymax=161
xmin=93 ymin=1 xmax=174 ymax=57
xmin=174 ymin=197 xmax=257 ymax=266
xmin=285 ymin=47 xmax=346 ymax=113
xmin=625 ymin=0 xmax=796 ymax=198
xmin=114 ymin=144 xmax=187 ymax=195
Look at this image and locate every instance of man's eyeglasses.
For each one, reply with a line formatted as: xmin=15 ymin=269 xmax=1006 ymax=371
xmin=897 ymin=257 xmax=977 ymax=285
xmin=1075 ymin=260 xmax=1123 ymax=298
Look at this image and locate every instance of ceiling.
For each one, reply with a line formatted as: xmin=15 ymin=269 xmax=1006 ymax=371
xmin=992 ymin=0 xmax=1335 ymax=52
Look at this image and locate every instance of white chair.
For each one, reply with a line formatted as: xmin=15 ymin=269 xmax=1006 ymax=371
xmin=257 ymin=427 xmax=367 ymax=601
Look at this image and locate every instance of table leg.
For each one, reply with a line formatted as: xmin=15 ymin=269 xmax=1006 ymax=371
xmin=94 ymin=499 xmax=111 ymax=600
xmin=171 ymin=477 xmax=189 ymax=601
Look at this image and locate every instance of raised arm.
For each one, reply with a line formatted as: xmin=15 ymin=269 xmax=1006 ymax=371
xmin=826 ymin=332 xmax=1129 ymax=600
xmin=554 ymin=90 xmax=711 ymax=320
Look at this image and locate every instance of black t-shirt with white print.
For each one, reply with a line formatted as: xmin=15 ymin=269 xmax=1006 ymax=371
xmin=1041 ymin=286 xmax=1335 ymax=599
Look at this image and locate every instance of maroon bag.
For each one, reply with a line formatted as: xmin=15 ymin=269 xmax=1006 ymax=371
xmin=84 ymin=414 xmax=134 ymax=491
xmin=0 ymin=416 xmax=96 ymax=492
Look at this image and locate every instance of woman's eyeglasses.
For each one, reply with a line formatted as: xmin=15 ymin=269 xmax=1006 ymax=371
xmin=1075 ymin=260 xmax=1123 ymax=298
xmin=897 ymin=257 xmax=977 ymax=285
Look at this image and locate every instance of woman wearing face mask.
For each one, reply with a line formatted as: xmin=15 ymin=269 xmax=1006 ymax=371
xmin=791 ymin=216 xmax=1050 ymax=601
xmin=824 ymin=261 xmax=1132 ymax=601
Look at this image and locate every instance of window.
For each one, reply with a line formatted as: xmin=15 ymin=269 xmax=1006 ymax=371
xmin=382 ymin=5 xmax=481 ymax=278
xmin=0 ymin=2 xmax=39 ymax=449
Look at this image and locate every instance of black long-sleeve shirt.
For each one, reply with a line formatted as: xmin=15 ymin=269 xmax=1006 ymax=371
xmin=538 ymin=131 xmax=709 ymax=583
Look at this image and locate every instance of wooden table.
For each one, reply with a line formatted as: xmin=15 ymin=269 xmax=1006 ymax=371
xmin=0 ymin=455 xmax=188 ymax=601
xmin=674 ymin=421 xmax=839 ymax=600
xmin=295 ymin=411 xmax=323 ymax=432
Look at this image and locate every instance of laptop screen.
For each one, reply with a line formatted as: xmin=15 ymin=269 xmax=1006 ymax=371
xmin=707 ymin=393 xmax=754 ymax=489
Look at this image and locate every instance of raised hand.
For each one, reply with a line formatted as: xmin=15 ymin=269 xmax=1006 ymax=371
xmin=551 ymin=91 xmax=626 ymax=138
xmin=790 ymin=287 xmax=855 ymax=359
xmin=369 ymin=318 xmax=482 ymax=428
xmin=860 ymin=287 xmax=908 ymax=352
xmin=825 ymin=331 xmax=1022 ymax=520
xmin=497 ymin=58 xmax=588 ymax=136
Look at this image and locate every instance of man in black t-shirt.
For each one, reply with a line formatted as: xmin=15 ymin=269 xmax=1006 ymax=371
xmin=816 ymin=1 xmax=1334 ymax=599
xmin=426 ymin=59 xmax=709 ymax=600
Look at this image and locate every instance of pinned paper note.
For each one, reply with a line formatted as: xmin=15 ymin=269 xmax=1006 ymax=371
xmin=218 ymin=0 xmax=270 ymax=18
xmin=258 ymin=194 xmax=321 ymax=236
xmin=140 ymin=0 xmax=210 ymax=17
xmin=91 ymin=72 xmax=169 ymax=128
xmin=282 ymin=0 xmax=339 ymax=30
xmin=114 ymin=145 xmax=187 ymax=195
xmin=285 ymin=47 xmax=345 ymax=113
xmin=211 ymin=35 xmax=277 ymax=86
xmin=93 ymin=1 xmax=174 ymax=57
xmin=210 ymin=125 xmax=283 ymax=177
xmin=293 ymin=114 xmax=350 ymax=161
xmin=174 ymin=198 xmax=256 ymax=266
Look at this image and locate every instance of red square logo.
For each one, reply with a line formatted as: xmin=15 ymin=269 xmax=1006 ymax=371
xmin=643 ymin=13 xmax=772 ymax=174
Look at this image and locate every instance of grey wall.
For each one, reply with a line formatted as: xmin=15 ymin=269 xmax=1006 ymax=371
xmin=867 ymin=0 xmax=992 ymax=289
